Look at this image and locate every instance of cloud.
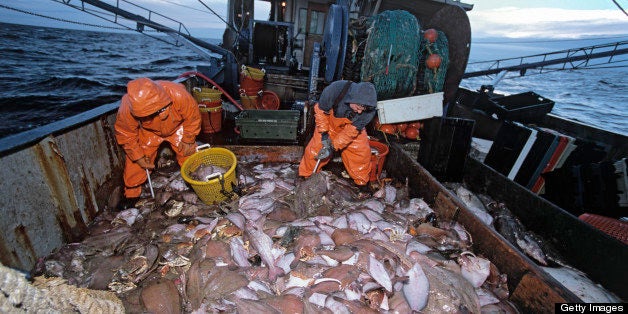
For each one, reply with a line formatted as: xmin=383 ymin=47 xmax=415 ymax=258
xmin=469 ymin=7 xmax=628 ymax=38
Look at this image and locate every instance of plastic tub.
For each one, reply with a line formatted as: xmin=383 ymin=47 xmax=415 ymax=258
xmin=240 ymin=77 xmax=264 ymax=95
xmin=241 ymin=66 xmax=265 ymax=80
xmin=240 ymin=66 xmax=265 ymax=94
xmin=369 ymin=140 xmax=389 ymax=182
xmin=193 ymin=86 xmax=222 ymax=103
xmin=260 ymin=90 xmax=281 ymax=110
xmin=491 ymin=91 xmax=554 ymax=123
xmin=199 ymin=101 xmax=222 ymax=133
xmin=240 ymin=94 xmax=259 ymax=110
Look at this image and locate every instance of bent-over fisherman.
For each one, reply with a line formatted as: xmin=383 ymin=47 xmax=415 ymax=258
xmin=299 ymin=80 xmax=378 ymax=195
xmin=115 ymin=77 xmax=201 ymax=209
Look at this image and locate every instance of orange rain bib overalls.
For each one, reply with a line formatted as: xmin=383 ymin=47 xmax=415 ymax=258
xmin=299 ymin=105 xmax=372 ymax=186
xmin=115 ymin=80 xmax=200 ymax=198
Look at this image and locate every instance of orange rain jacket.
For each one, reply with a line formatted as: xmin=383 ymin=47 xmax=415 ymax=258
xmin=115 ymin=78 xmax=201 ymax=197
xmin=299 ymin=81 xmax=377 ymax=186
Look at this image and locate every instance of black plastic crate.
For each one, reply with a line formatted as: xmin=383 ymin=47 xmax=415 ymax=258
xmin=454 ymin=88 xmax=496 ymax=114
xmin=491 ymin=91 xmax=554 ymax=123
xmin=417 ymin=117 xmax=475 ymax=182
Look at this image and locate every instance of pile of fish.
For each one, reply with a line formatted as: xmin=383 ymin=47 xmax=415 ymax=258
xmin=448 ymin=183 xmax=554 ymax=267
xmin=447 ymin=182 xmax=621 ymax=303
xmin=33 ymin=161 xmax=520 ymax=313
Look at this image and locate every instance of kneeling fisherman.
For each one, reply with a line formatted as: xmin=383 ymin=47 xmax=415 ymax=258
xmin=299 ymin=80 xmax=378 ymax=192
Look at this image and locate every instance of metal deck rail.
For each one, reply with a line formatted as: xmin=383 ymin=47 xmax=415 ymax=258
xmin=51 ymin=0 xmax=240 ymax=96
xmin=51 ymin=0 xmax=234 ymax=61
xmin=464 ymin=41 xmax=628 ymax=78
xmin=53 ymin=0 xmax=189 ymax=46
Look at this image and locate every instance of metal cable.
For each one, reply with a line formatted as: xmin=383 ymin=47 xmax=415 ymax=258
xmin=611 ymin=0 xmax=628 ymax=17
xmin=196 ymin=0 xmax=250 ymax=46
xmin=475 ymin=35 xmax=628 ymax=45
xmin=0 ymin=3 xmax=128 ymax=31
xmin=158 ymin=0 xmax=226 ymax=18
xmin=197 ymin=0 xmax=239 ymax=34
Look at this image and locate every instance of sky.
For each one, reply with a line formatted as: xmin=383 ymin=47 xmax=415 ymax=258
xmin=467 ymin=0 xmax=628 ymax=39
xmin=1 ymin=0 xmax=627 ymax=39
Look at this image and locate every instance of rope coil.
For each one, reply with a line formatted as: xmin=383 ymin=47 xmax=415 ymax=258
xmin=0 ymin=263 xmax=124 ymax=313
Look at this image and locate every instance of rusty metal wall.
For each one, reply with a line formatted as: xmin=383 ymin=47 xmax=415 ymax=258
xmin=0 ymin=113 xmax=123 ymax=271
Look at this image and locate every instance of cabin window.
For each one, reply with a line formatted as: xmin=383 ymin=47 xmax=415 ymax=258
xmin=255 ymin=0 xmax=271 ymax=20
xmin=309 ymin=10 xmax=325 ymax=35
xmin=299 ymin=8 xmax=325 ymax=35
xmin=298 ymin=8 xmax=307 ymax=34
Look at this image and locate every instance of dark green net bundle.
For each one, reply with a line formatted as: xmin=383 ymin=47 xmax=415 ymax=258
xmin=360 ymin=10 xmax=420 ymax=100
xmin=422 ymin=30 xmax=449 ymax=93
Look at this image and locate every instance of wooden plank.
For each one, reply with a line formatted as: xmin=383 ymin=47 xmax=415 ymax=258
xmin=385 ymin=142 xmax=443 ymax=202
xmin=511 ymin=273 xmax=575 ymax=313
xmin=223 ymin=145 xmax=303 ymax=163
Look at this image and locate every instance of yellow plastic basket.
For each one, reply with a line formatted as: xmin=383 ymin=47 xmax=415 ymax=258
xmin=192 ymin=86 xmax=223 ymax=103
xmin=241 ymin=65 xmax=265 ymax=81
xmin=181 ymin=144 xmax=237 ymax=204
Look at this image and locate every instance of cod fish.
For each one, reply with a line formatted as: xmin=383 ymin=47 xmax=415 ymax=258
xmin=488 ymin=202 xmax=548 ymax=266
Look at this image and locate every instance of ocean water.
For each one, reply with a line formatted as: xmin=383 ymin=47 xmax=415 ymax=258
xmin=0 ymin=22 xmax=206 ymax=138
xmin=0 ymin=22 xmax=626 ymax=140
xmin=462 ymin=37 xmax=628 ymax=136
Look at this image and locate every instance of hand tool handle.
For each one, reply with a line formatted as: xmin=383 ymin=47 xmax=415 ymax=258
xmin=312 ymin=158 xmax=321 ymax=175
xmin=146 ymin=169 xmax=155 ymax=198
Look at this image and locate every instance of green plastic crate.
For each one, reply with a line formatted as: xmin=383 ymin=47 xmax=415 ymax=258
xmin=235 ymin=110 xmax=300 ymax=140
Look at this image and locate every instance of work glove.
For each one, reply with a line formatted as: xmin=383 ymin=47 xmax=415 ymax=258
xmin=316 ymin=132 xmax=333 ymax=160
xmin=135 ymin=156 xmax=154 ymax=170
xmin=178 ymin=141 xmax=197 ymax=157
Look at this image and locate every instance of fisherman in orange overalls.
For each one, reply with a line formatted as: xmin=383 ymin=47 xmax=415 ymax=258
xmin=299 ymin=80 xmax=377 ymax=194
xmin=115 ymin=77 xmax=201 ymax=209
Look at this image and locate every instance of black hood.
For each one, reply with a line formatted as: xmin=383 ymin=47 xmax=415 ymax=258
xmin=345 ymin=82 xmax=377 ymax=108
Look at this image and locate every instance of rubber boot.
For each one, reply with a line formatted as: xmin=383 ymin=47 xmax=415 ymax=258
xmin=117 ymin=197 xmax=140 ymax=211
xmin=356 ymin=184 xmax=372 ymax=200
